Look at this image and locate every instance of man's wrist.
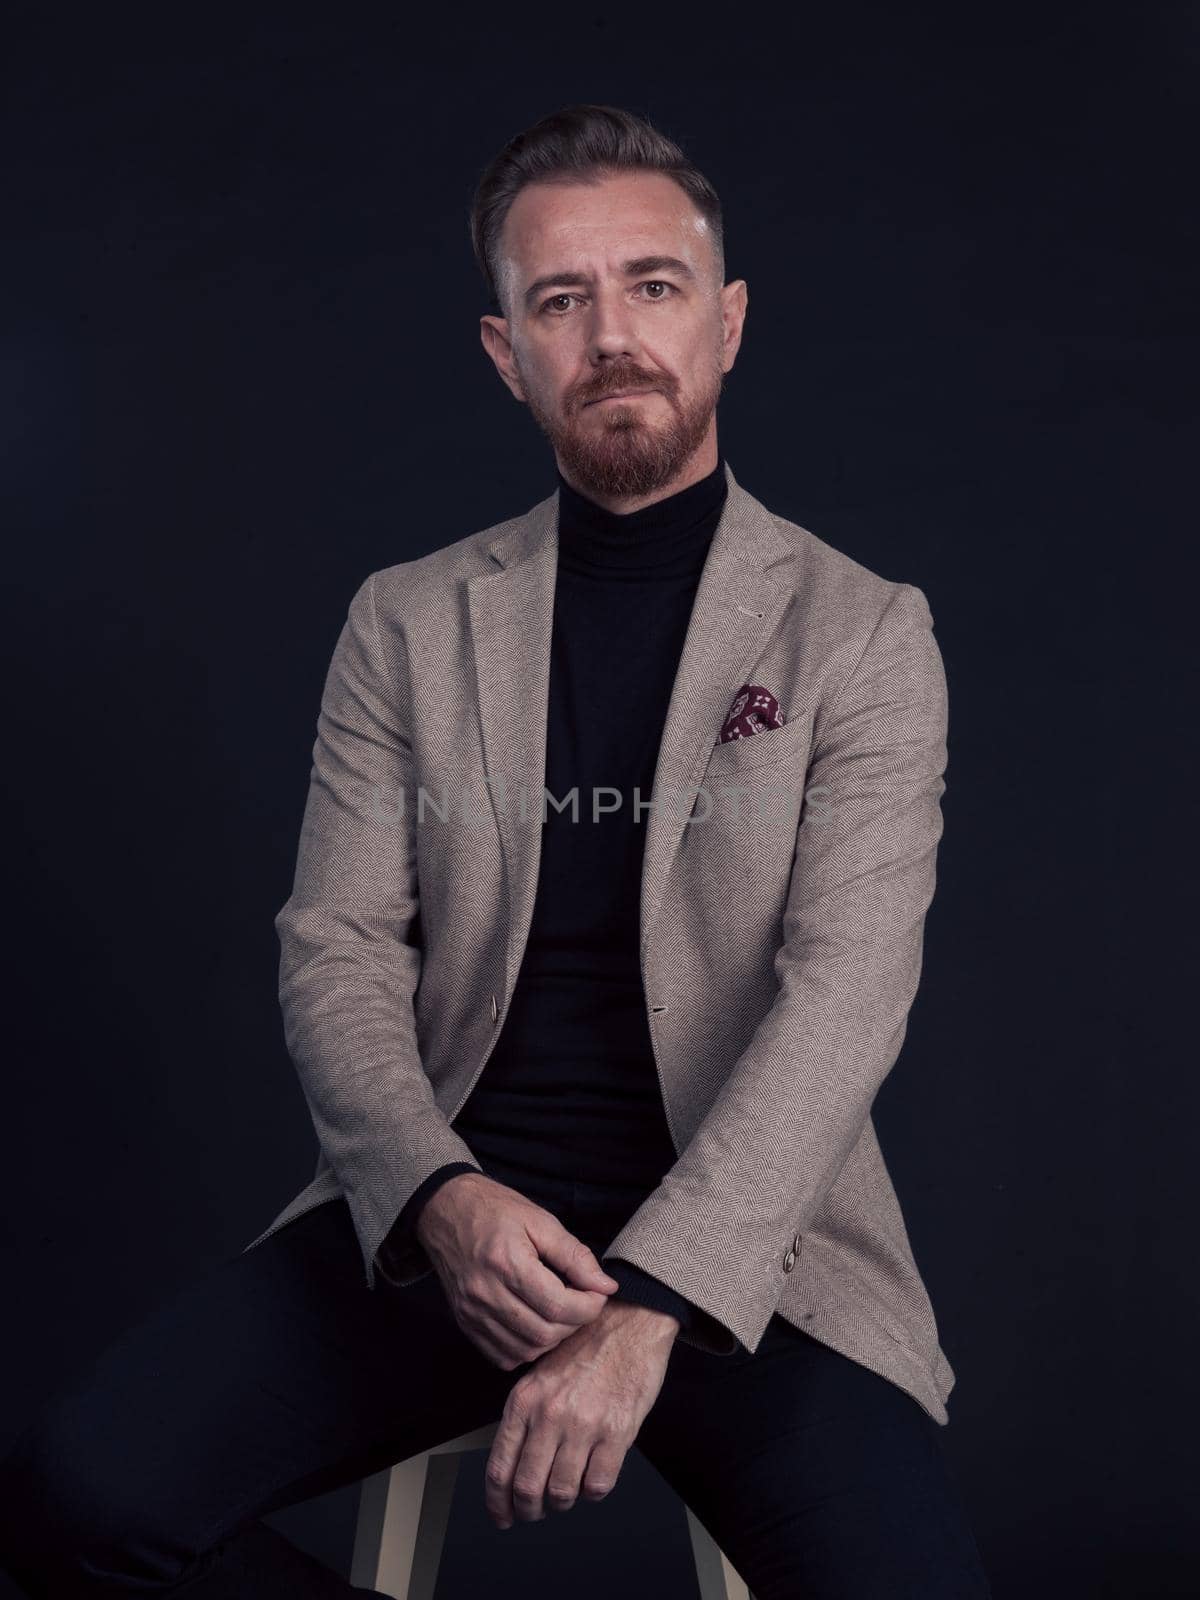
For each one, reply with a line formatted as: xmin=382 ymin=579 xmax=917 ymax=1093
xmin=416 ymin=1169 xmax=485 ymax=1233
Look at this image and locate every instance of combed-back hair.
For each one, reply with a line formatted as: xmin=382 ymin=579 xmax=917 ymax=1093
xmin=469 ymin=103 xmax=725 ymax=318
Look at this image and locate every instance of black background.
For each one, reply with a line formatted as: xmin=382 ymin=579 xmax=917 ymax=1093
xmin=2 ymin=3 xmax=1195 ymax=1595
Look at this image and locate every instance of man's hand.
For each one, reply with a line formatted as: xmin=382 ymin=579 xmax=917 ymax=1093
xmin=416 ymin=1171 xmax=621 ymax=1368
xmin=484 ymin=1298 xmax=679 ymax=1529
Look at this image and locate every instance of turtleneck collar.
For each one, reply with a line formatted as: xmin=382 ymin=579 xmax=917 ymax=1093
xmin=556 ymin=453 xmax=727 ymax=577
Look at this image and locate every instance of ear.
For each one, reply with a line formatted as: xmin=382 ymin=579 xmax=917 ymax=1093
xmin=479 ymin=315 xmax=527 ymax=403
xmin=720 ymin=279 xmax=749 ymax=371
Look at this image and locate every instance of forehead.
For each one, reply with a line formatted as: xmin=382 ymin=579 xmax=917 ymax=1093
xmin=502 ymin=170 xmax=711 ymax=272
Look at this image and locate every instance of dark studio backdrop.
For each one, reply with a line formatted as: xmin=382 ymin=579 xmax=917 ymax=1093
xmin=2 ymin=5 xmax=1195 ymax=1596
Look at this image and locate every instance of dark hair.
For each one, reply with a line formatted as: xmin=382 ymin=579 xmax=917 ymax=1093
xmin=469 ymin=103 xmax=725 ymax=319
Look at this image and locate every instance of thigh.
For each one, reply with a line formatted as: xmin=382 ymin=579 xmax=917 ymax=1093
xmin=638 ymin=1316 xmax=992 ymax=1600
xmin=0 ymin=1195 xmax=514 ymax=1586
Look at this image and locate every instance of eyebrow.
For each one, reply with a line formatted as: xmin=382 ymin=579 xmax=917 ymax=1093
xmin=522 ymin=254 xmax=697 ymax=310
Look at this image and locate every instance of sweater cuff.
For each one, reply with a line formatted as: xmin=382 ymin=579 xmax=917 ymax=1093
xmin=602 ymin=1257 xmax=695 ymax=1331
xmin=601 ymin=1254 xmax=741 ymax=1357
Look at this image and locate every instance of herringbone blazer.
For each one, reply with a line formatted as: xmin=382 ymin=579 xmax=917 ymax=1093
xmin=243 ymin=460 xmax=957 ymax=1426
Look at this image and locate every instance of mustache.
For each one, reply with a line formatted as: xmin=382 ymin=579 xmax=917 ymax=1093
xmin=577 ymin=375 xmax=668 ymax=406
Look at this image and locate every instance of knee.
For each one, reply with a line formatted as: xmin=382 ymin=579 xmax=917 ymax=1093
xmin=0 ymin=1399 xmax=188 ymax=1596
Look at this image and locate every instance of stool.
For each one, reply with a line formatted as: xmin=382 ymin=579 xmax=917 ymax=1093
xmin=350 ymin=1420 xmax=754 ymax=1599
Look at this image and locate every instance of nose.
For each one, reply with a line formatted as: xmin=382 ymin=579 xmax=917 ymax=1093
xmin=584 ymin=285 xmax=644 ymax=362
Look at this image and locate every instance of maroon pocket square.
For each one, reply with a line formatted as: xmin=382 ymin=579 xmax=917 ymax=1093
xmin=718 ymin=683 xmax=786 ymax=744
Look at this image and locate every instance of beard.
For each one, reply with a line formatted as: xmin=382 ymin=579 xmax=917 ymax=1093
xmin=518 ymin=342 xmax=727 ymax=501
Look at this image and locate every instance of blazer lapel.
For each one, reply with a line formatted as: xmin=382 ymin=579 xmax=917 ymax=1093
xmin=636 ymin=464 xmax=795 ymax=962
xmin=466 ymin=461 xmax=797 ymax=991
xmin=466 ymin=487 xmax=559 ymax=999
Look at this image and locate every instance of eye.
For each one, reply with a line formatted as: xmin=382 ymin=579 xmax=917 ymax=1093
xmin=539 ymin=281 xmax=678 ymax=315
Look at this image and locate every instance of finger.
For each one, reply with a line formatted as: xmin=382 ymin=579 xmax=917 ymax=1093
xmin=508 ymin=1420 xmax=562 ymax=1524
xmin=530 ymin=1219 xmax=620 ymax=1295
xmin=490 ymin=1281 xmax=581 ymax=1350
xmin=545 ymin=1436 xmax=592 ymax=1515
xmin=468 ymin=1292 xmax=571 ymax=1367
xmin=580 ymin=1436 xmax=626 ymax=1504
xmin=464 ymin=1309 xmax=539 ymax=1370
xmin=483 ymin=1410 xmax=529 ymax=1529
xmin=476 ymin=1241 xmax=603 ymax=1338
xmin=510 ymin=1257 xmax=615 ymax=1331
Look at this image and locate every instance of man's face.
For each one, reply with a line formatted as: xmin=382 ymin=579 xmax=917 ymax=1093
xmin=480 ymin=170 xmax=748 ymax=502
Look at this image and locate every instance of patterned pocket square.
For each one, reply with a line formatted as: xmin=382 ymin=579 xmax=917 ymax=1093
xmin=718 ymin=683 xmax=786 ymax=744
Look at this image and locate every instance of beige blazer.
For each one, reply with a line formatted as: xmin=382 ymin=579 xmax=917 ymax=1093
xmin=243 ymin=460 xmax=957 ymax=1426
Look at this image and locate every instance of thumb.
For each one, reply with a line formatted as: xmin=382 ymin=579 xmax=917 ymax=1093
xmin=537 ymin=1221 xmax=621 ymax=1292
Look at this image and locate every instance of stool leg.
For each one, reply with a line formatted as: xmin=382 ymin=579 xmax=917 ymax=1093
xmin=350 ymin=1466 xmax=395 ymax=1592
xmin=685 ymin=1503 xmax=753 ymax=1600
xmin=351 ymin=1454 xmax=462 ymax=1600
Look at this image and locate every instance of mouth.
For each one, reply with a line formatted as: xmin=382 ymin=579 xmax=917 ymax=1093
xmin=585 ymin=388 xmax=656 ymax=406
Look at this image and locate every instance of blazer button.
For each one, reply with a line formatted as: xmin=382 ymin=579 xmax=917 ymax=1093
xmin=490 ymin=993 xmax=498 ymax=1023
xmin=792 ymin=1233 xmax=802 ymax=1255
xmin=783 ymin=1248 xmax=797 ymax=1273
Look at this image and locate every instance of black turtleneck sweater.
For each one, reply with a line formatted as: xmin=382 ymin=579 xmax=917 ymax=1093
xmin=382 ymin=453 xmax=731 ymax=1343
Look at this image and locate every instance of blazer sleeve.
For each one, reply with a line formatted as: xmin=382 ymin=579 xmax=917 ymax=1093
xmin=275 ymin=572 xmax=483 ymax=1291
xmin=600 ymin=582 xmax=949 ymax=1357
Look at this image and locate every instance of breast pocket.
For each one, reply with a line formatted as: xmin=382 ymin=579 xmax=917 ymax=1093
xmin=691 ymin=710 xmax=815 ymax=833
xmin=701 ymin=708 xmax=815 ymax=778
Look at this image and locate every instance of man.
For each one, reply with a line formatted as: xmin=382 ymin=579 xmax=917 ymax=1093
xmin=0 ymin=104 xmax=991 ymax=1597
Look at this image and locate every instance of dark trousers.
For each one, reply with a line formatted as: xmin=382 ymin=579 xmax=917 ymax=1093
xmin=0 ymin=1158 xmax=991 ymax=1598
